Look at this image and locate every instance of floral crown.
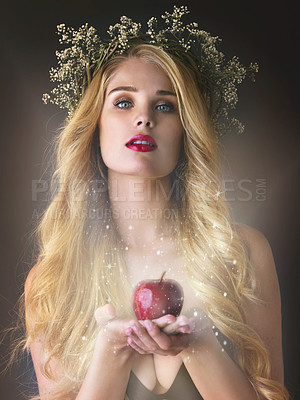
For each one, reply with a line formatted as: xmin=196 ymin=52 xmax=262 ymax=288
xmin=42 ymin=5 xmax=258 ymax=136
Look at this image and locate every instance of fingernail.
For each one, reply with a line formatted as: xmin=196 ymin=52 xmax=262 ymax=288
xmin=125 ymin=328 xmax=132 ymax=335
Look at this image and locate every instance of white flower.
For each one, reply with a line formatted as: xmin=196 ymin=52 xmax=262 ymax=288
xmin=43 ymin=5 xmax=258 ymax=133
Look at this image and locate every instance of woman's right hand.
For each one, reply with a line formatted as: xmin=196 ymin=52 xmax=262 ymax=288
xmin=93 ymin=305 xmax=179 ymax=357
xmin=94 ymin=304 xmax=136 ymax=357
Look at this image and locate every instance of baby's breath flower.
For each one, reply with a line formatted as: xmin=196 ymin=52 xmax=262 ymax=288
xmin=43 ymin=5 xmax=258 ymax=132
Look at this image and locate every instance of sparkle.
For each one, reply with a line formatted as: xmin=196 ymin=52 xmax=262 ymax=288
xmin=106 ymin=225 xmax=110 ymax=229
xmin=223 ymin=292 xmax=227 ymax=297
xmin=82 ymin=336 xmax=87 ymax=341
xmin=128 ymin=225 xmax=133 ymax=230
xmin=223 ymin=340 xmax=227 ymax=345
xmin=193 ymin=311 xmax=198 ymax=317
xmin=125 ymin=246 xmax=129 ymax=251
xmin=233 ymin=259 xmax=237 ymax=265
xmin=157 ymin=250 xmax=161 ymax=255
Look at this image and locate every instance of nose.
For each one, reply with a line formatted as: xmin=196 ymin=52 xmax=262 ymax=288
xmin=137 ymin=120 xmax=151 ymax=127
xmin=134 ymin=106 xmax=154 ymax=129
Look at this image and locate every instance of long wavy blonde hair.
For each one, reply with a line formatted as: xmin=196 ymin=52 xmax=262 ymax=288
xmin=24 ymin=44 xmax=289 ymax=399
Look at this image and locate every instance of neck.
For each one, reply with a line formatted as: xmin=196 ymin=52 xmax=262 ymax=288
xmin=107 ymin=170 xmax=178 ymax=249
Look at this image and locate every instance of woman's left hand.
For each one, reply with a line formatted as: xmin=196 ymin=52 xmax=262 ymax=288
xmin=125 ymin=308 xmax=213 ymax=356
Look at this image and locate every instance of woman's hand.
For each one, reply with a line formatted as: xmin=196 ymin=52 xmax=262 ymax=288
xmin=94 ymin=304 xmax=136 ymax=357
xmin=125 ymin=317 xmax=191 ymax=356
xmin=125 ymin=307 xmax=214 ymax=356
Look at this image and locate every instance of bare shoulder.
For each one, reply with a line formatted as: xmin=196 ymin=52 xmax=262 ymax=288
xmin=232 ymin=222 xmax=277 ymax=279
xmin=233 ymin=222 xmax=272 ymax=259
xmin=24 ymin=263 xmax=39 ymax=300
xmin=232 ymin=221 xmax=280 ymax=302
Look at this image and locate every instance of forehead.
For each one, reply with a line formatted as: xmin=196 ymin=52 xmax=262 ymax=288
xmin=107 ymin=58 xmax=173 ymax=91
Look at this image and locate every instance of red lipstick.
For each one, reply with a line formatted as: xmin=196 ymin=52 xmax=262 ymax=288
xmin=125 ymin=134 xmax=157 ymax=152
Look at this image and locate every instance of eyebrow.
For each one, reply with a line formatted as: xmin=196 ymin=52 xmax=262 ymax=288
xmin=107 ymin=86 xmax=176 ymax=97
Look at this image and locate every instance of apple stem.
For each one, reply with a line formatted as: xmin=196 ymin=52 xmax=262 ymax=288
xmin=159 ymin=271 xmax=167 ymax=283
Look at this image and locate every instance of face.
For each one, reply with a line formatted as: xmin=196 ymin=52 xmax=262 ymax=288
xmin=99 ymin=58 xmax=184 ymax=179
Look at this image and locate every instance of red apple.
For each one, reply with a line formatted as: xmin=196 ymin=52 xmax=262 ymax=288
xmin=133 ymin=271 xmax=184 ymax=320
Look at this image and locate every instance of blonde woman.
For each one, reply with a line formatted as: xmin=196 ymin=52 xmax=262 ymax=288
xmin=24 ymin=7 xmax=289 ymax=400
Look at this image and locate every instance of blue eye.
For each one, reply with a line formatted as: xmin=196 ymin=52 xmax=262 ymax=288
xmin=114 ymin=100 xmax=132 ymax=109
xmin=113 ymin=99 xmax=175 ymax=112
xmin=157 ymin=103 xmax=174 ymax=112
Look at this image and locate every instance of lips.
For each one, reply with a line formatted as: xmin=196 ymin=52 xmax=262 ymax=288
xmin=125 ymin=134 xmax=157 ymax=152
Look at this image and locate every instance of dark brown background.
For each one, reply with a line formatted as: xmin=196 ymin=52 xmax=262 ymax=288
xmin=1 ymin=0 xmax=299 ymax=398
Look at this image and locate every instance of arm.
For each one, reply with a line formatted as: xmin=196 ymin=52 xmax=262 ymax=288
xmin=26 ymin=269 xmax=135 ymax=400
xmin=74 ymin=329 xmax=134 ymax=400
xmin=31 ymin=329 xmax=135 ymax=400
xmin=237 ymin=223 xmax=284 ymax=383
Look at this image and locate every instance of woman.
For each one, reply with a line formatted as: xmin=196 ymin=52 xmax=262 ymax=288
xmin=24 ymin=6 xmax=289 ymax=400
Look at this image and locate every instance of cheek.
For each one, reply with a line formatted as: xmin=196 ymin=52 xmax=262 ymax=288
xmin=99 ymin=123 xmax=114 ymax=165
xmin=99 ymin=115 xmax=116 ymax=151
